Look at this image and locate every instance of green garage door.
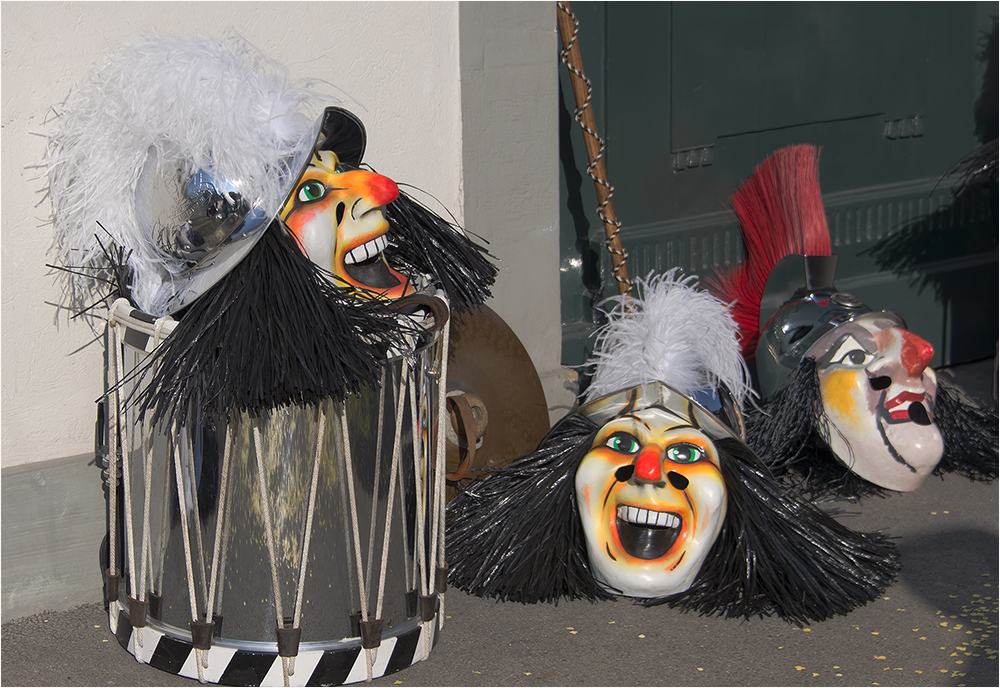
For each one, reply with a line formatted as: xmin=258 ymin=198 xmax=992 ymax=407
xmin=559 ymin=1 xmax=997 ymax=372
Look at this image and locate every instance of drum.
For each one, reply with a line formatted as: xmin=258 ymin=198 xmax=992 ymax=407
xmin=100 ymin=295 xmax=450 ymax=686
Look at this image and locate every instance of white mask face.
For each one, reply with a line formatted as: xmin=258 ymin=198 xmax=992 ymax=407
xmin=575 ymin=405 xmax=727 ymax=598
xmin=813 ymin=315 xmax=944 ymax=491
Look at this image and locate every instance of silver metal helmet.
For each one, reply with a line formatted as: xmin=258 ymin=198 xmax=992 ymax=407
xmin=754 ymin=254 xmax=904 ymax=399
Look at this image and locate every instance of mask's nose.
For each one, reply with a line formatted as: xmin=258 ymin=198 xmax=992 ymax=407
xmin=899 ymin=330 xmax=934 ymax=376
xmin=358 ymin=170 xmax=399 ymax=206
xmin=634 ymin=445 xmax=663 ymax=483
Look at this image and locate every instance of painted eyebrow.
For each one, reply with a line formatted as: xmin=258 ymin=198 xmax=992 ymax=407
xmin=618 ymin=413 xmax=650 ymax=430
xmin=815 ymin=329 xmax=877 ymax=367
xmin=607 ymin=416 xmax=698 ymax=435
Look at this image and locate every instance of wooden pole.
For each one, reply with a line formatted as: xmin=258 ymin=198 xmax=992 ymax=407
xmin=557 ymin=1 xmax=631 ymax=296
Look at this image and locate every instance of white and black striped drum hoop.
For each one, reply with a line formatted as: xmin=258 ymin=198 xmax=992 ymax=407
xmin=104 ymin=295 xmax=450 ymax=686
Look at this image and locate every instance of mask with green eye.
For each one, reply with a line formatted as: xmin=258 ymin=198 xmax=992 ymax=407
xmin=667 ymin=444 xmax=704 ymax=463
xmin=297 ymin=179 xmax=328 ymax=203
xmin=573 ymin=382 xmax=729 ymax=598
xmin=279 ymin=108 xmax=414 ymax=300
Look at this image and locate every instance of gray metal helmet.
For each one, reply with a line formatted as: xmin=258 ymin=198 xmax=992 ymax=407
xmin=754 ymin=254 xmax=904 ymax=399
xmin=45 ymin=34 xmax=371 ymax=317
xmin=133 ymin=107 xmax=366 ymax=313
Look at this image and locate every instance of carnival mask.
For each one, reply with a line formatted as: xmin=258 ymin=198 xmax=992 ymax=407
xmin=447 ymin=274 xmax=903 ymax=620
xmin=811 ymin=312 xmax=944 ymax=491
xmin=281 ymin=149 xmax=413 ymax=299
xmin=575 ymin=385 xmax=728 ymax=598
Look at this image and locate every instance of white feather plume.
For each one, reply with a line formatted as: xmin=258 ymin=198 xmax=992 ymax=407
xmin=42 ymin=34 xmax=324 ymax=316
xmin=584 ymin=270 xmax=752 ymax=405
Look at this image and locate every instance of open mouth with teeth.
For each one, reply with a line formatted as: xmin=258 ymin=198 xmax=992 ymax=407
xmin=615 ymin=504 xmax=682 ymax=560
xmin=340 ymin=233 xmax=408 ymax=293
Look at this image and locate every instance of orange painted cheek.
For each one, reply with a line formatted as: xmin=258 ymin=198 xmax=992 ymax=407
xmin=587 ymin=447 xmax=627 ymax=466
xmin=282 ymin=212 xmax=310 ymax=248
xmin=820 ymin=369 xmax=864 ymax=428
xmin=286 ymin=199 xmax=335 ymax=232
xmin=607 ymin=508 xmax=623 ymax=552
xmin=665 ymin=464 xmax=723 ymax=567
xmin=671 ymin=486 xmax=699 ymax=551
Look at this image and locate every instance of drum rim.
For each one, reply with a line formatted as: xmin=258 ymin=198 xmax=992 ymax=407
xmin=130 ymin=613 xmax=425 ymax=653
xmin=117 ymin=296 xmax=447 ymax=364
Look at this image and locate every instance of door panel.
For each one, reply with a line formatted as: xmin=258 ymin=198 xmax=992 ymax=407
xmin=559 ymin=1 xmax=997 ymax=370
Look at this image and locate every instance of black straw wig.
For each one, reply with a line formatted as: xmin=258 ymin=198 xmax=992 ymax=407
xmin=745 ymin=359 xmax=998 ymax=500
xmin=447 ymin=408 xmax=900 ymax=623
xmin=644 ymin=437 xmax=898 ymax=625
xmin=134 ymin=223 xmax=406 ymax=429
xmin=931 ymin=374 xmax=998 ymax=481
xmin=447 ymin=413 xmax=615 ymax=604
xmin=384 ymin=190 xmax=497 ymax=313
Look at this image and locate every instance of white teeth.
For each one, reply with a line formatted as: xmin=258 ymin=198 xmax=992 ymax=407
xmin=617 ymin=505 xmax=679 ymax=529
xmin=344 ymin=235 xmax=388 ymax=265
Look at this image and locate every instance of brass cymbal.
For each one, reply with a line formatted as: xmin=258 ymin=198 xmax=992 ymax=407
xmin=444 ymin=305 xmax=550 ymax=500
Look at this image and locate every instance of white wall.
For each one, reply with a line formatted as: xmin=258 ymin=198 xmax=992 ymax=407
xmin=0 ymin=1 xmax=467 ymax=469
xmin=458 ymin=2 xmax=575 ymax=421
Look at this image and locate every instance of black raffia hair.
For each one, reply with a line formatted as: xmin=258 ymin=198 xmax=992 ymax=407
xmin=930 ymin=374 xmax=998 ymax=481
xmin=745 ymin=358 xmax=998 ymax=501
xmin=133 ymin=222 xmax=407 ymax=430
xmin=744 ymin=358 xmax=887 ymax=501
xmin=383 ymin=188 xmax=497 ymax=313
xmin=641 ymin=437 xmax=899 ymax=625
xmin=446 ymin=412 xmax=616 ymax=604
xmin=447 ymin=405 xmax=900 ymax=623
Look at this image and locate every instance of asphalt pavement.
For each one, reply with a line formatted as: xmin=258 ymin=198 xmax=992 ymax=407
xmin=2 ymin=360 xmax=997 ymax=687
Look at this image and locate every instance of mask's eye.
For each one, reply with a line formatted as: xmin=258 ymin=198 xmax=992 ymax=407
xmin=297 ymin=180 xmax=327 ymax=204
xmin=604 ymin=432 xmax=641 ymax=455
xmin=829 ymin=335 xmax=875 ymax=367
xmin=665 ymin=443 xmax=704 ymax=464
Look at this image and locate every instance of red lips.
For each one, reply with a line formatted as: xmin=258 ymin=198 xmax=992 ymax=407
xmin=885 ymin=391 xmax=927 ymax=420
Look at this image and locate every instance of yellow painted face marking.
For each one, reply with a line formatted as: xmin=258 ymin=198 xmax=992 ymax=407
xmin=820 ymin=368 xmax=864 ymax=429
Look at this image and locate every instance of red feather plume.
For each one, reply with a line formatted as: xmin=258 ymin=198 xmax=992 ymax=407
xmin=707 ymin=145 xmax=832 ymax=357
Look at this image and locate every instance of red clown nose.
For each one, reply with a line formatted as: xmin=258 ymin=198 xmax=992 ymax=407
xmin=634 ymin=445 xmax=663 ymax=482
xmin=899 ymin=330 xmax=934 ymax=376
xmin=363 ymin=172 xmax=400 ymax=206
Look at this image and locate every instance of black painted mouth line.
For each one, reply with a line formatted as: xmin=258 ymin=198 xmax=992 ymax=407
xmin=876 ymin=413 xmax=918 ymax=473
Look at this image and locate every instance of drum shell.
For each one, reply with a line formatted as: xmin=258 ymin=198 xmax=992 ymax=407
xmin=110 ymin=326 xmax=444 ymax=655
